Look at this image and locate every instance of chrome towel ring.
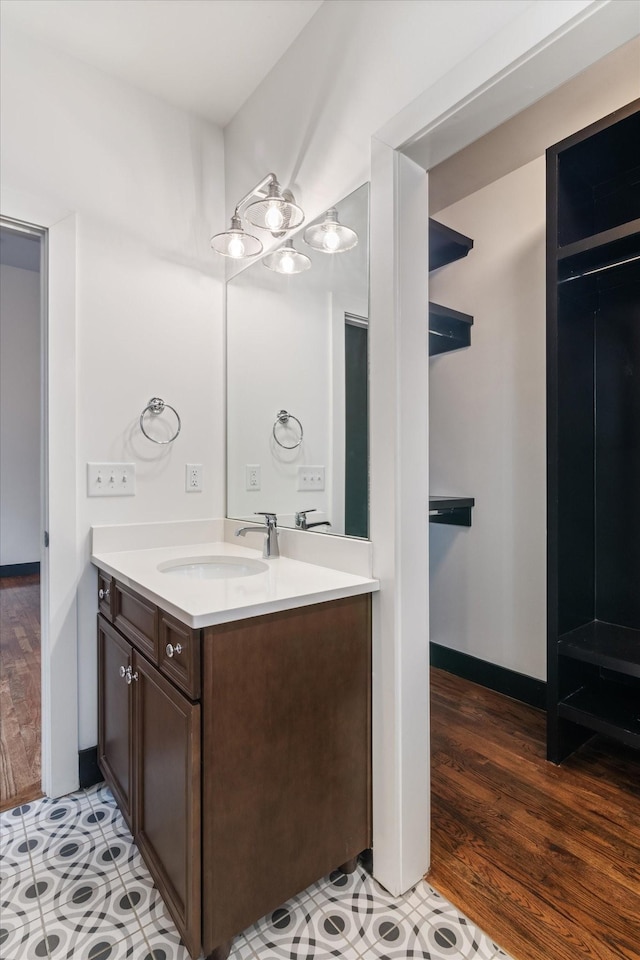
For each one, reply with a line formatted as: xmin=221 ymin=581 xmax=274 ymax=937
xmin=140 ymin=397 xmax=181 ymax=444
xmin=273 ymin=409 xmax=303 ymax=449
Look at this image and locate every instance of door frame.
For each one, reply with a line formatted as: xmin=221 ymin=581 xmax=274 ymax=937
xmin=0 ymin=198 xmax=78 ymax=799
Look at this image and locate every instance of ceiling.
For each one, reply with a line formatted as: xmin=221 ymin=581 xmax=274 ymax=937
xmin=0 ymin=0 xmax=324 ymax=127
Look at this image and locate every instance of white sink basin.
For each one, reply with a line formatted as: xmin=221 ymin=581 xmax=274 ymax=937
xmin=158 ymin=556 xmax=268 ymax=579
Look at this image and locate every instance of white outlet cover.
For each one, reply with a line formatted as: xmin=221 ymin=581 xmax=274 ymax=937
xmin=87 ymin=462 xmax=136 ymax=497
xmin=186 ymin=463 xmax=203 ymax=492
xmin=245 ymin=464 xmax=261 ymax=491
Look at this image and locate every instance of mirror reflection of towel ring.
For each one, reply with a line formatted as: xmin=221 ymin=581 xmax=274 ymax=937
xmin=273 ymin=409 xmax=303 ymax=449
xmin=140 ymin=397 xmax=181 ymax=444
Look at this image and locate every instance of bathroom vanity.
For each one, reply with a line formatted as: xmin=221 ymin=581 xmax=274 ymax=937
xmin=93 ymin=537 xmax=377 ymax=959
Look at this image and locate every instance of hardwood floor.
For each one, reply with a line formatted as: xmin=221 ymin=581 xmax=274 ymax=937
xmin=428 ymin=667 xmax=640 ymax=960
xmin=0 ymin=574 xmax=42 ymax=812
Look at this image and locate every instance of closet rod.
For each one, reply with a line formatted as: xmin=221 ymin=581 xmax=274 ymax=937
xmin=559 ymin=252 xmax=640 ymax=284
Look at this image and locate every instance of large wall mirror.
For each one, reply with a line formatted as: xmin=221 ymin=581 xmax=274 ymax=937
xmin=226 ymin=183 xmax=369 ymax=538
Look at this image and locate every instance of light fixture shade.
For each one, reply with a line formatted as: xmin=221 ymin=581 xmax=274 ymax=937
xmin=303 ymin=208 xmax=358 ymax=253
xmin=210 ymin=215 xmax=262 ymax=258
xmin=245 ymin=182 xmax=304 ymax=232
xmin=263 ymin=240 xmax=311 ymax=275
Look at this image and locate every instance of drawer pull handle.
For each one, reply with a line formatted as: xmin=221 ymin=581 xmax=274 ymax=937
xmin=99 ymin=587 xmax=110 ymax=602
xmin=166 ymin=642 xmax=183 ymax=659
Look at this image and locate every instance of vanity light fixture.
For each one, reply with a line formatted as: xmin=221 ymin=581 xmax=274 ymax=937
xmin=245 ymin=179 xmax=304 ymax=233
xmin=210 ymin=173 xmax=304 ymax=259
xmin=303 ymin=207 xmax=358 ymax=253
xmin=210 ymin=213 xmax=263 ymax=259
xmin=263 ymin=239 xmax=311 ymax=275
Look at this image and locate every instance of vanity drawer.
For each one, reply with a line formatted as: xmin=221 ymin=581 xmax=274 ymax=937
xmin=98 ymin=571 xmax=113 ymax=621
xmin=158 ymin=612 xmax=201 ymax=700
xmin=113 ymin=581 xmax=159 ymax=664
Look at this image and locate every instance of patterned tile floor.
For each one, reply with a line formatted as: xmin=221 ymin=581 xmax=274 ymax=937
xmin=0 ymin=784 xmax=512 ymax=960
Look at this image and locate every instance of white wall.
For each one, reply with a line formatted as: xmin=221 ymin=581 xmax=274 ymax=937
xmin=224 ymin=0 xmax=538 ymax=229
xmin=429 ymin=158 xmax=547 ymax=680
xmin=0 ymin=263 xmax=41 ymax=566
xmin=1 ymin=24 xmax=226 ymax=751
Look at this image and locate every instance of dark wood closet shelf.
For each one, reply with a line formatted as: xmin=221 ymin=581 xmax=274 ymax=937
xmin=429 ymin=496 xmax=474 ymax=527
xmin=558 ymin=621 xmax=640 ymax=679
xmin=429 ymin=302 xmax=473 ymax=356
xmin=429 ymin=218 xmax=474 ymax=271
xmin=557 ymin=218 xmax=640 ymax=281
xmin=558 ymin=684 xmax=640 ymax=750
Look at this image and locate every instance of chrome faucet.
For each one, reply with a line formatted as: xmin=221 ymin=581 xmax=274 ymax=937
xmin=235 ymin=512 xmax=280 ymax=558
xmin=295 ymin=509 xmax=332 ymax=531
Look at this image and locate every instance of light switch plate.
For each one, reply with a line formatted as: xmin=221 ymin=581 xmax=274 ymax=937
xmin=87 ymin=463 xmax=136 ymax=497
xmin=297 ymin=466 xmax=325 ymax=491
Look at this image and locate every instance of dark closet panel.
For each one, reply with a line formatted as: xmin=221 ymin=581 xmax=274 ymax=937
xmin=595 ymin=273 xmax=640 ymax=628
xmin=556 ymin=283 xmax=595 ymax=636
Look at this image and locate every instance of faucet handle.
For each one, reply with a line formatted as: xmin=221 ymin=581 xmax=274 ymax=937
xmin=255 ymin=511 xmax=277 ymax=527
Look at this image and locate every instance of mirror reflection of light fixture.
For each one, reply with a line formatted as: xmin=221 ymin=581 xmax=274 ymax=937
xmin=263 ymin=239 xmax=311 ymax=275
xmin=303 ymin=207 xmax=358 ymax=253
xmin=210 ymin=173 xmax=304 ymax=259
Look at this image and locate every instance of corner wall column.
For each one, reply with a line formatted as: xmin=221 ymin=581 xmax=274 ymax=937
xmin=369 ymin=140 xmax=430 ymax=894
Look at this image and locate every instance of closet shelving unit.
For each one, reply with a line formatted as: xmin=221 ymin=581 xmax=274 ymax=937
xmin=428 ymin=217 xmax=475 ymax=527
xmin=547 ymin=99 xmax=640 ymax=762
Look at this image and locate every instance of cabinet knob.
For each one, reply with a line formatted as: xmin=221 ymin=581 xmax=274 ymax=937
xmin=125 ymin=666 xmax=139 ymax=685
xmin=119 ymin=665 xmax=126 ymax=679
xmin=99 ymin=587 xmax=110 ymax=601
xmin=166 ymin=642 xmax=183 ymax=659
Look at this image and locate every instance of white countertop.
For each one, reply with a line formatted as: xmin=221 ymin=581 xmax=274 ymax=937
xmin=91 ymin=540 xmax=379 ymax=628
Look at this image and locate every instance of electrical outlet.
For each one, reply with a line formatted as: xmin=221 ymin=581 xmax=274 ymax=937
xmin=245 ymin=464 xmax=261 ymax=491
xmin=87 ymin=463 xmax=136 ymax=497
xmin=186 ymin=464 xmax=203 ymax=492
xmin=297 ymin=465 xmax=325 ymax=491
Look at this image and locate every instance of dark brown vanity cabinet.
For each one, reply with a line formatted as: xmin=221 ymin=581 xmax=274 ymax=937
xmin=98 ymin=614 xmax=201 ymax=958
xmin=97 ymin=575 xmax=372 ymax=960
xmin=547 ymin=99 xmax=640 ymax=762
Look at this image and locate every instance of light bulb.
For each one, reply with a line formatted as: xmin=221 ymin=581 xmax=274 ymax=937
xmin=322 ymin=227 xmax=341 ymax=251
xmin=265 ymin=203 xmax=284 ymax=231
xmin=280 ymin=253 xmax=295 ymax=273
xmin=227 ymin=235 xmax=245 ymax=258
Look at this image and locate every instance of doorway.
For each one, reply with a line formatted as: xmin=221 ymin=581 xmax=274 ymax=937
xmin=0 ymin=218 xmax=46 ymax=810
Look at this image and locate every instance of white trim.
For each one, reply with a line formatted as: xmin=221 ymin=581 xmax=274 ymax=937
xmin=1 ymin=197 xmax=79 ymax=799
xmin=369 ymin=144 xmax=430 ymax=895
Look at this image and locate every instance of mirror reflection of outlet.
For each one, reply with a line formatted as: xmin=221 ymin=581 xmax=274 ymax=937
xmin=297 ymin=466 xmax=325 ymax=491
xmin=245 ymin=464 xmax=261 ymax=491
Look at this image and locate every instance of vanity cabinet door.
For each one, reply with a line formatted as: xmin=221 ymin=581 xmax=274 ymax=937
xmin=133 ymin=651 xmax=201 ymax=959
xmin=97 ymin=615 xmax=133 ymax=831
